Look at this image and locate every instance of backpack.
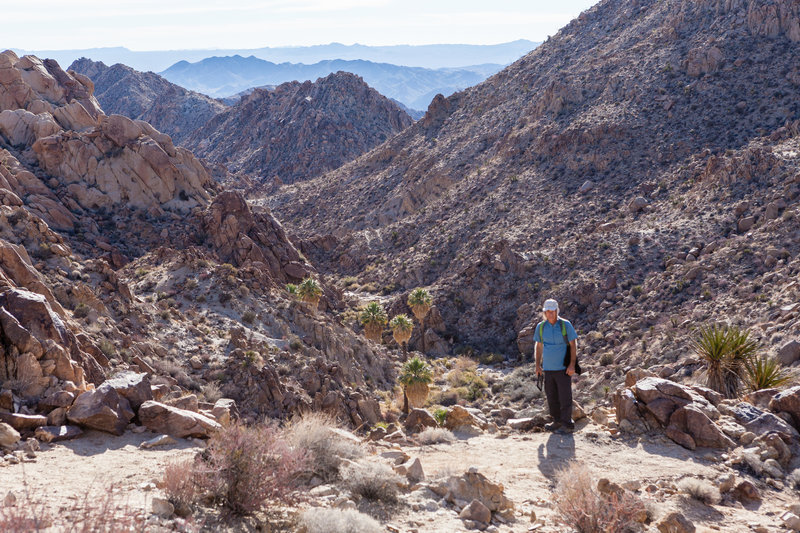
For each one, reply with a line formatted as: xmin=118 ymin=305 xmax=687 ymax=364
xmin=538 ymin=319 xmax=582 ymax=375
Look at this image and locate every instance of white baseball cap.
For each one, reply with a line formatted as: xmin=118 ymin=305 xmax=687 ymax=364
xmin=542 ymin=299 xmax=559 ymax=311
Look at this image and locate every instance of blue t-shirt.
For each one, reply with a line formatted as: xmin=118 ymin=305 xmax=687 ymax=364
xmin=534 ymin=318 xmax=578 ymax=371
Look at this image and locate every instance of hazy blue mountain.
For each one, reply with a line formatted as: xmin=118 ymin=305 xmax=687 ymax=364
xmin=160 ymin=56 xmax=503 ymax=111
xmin=16 ymin=40 xmax=538 ymax=73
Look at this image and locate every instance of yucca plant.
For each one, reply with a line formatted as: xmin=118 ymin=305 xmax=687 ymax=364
xmin=399 ymin=356 xmax=433 ymax=411
xmin=389 ymin=314 xmax=413 ymax=354
xmin=359 ymin=302 xmax=387 ymax=342
xmin=743 ymin=355 xmax=793 ymax=393
xmin=286 ymin=283 xmax=298 ymax=296
xmin=692 ymin=324 xmax=759 ymax=398
xmin=407 ymin=288 xmax=433 ymax=352
xmin=297 ymin=278 xmax=322 ymax=310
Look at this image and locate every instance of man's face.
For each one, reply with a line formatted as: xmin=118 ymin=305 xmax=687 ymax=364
xmin=544 ymin=309 xmax=558 ymax=323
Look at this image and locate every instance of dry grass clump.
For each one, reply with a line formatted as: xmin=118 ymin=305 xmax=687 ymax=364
xmin=341 ymin=461 xmax=402 ymax=503
xmin=677 ymin=477 xmax=721 ymax=505
xmin=417 ymin=427 xmax=456 ymax=445
xmin=162 ymin=458 xmax=199 ymax=513
xmin=285 ymin=412 xmax=364 ymax=482
xmin=298 ymin=508 xmax=382 ymax=533
xmin=553 ymin=461 xmax=645 ymax=533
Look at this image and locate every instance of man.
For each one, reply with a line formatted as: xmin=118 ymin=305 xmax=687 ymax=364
xmin=534 ymin=299 xmax=578 ymax=432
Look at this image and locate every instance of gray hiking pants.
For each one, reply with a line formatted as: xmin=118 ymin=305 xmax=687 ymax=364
xmin=544 ymin=370 xmax=573 ymax=426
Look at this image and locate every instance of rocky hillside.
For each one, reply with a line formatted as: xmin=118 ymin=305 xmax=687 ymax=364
xmin=68 ymin=58 xmax=227 ymax=145
xmin=0 ymin=50 xmax=396 ymax=443
xmin=184 ymin=72 xmax=414 ymax=185
xmin=270 ymin=0 xmax=800 ymax=367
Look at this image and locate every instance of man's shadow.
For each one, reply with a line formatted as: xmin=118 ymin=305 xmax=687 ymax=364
xmin=536 ymin=432 xmax=576 ymax=479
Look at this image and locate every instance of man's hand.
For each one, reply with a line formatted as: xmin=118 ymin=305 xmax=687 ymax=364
xmin=535 ymin=364 xmax=543 ymax=376
xmin=566 ymin=365 xmax=575 ymax=377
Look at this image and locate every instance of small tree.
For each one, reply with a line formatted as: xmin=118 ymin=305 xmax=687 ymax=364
xmin=692 ymin=324 xmax=758 ymax=398
xmin=297 ymin=278 xmax=322 ymax=310
xmin=389 ymin=314 xmax=413 ymax=355
xmin=399 ymin=356 xmax=433 ymax=412
xmin=359 ymin=302 xmax=388 ymax=343
xmin=407 ymin=288 xmax=433 ymax=353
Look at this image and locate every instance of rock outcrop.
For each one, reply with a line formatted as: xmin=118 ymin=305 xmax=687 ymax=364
xmin=184 ymin=72 xmax=412 ymax=185
xmin=68 ymin=58 xmax=227 ymax=145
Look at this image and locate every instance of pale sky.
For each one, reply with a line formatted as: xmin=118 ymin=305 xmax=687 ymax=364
xmin=5 ymin=0 xmax=598 ymax=51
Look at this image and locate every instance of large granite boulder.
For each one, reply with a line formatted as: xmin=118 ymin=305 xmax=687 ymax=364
xmin=138 ymin=401 xmax=221 ymax=438
xmin=405 ymin=408 xmax=438 ymax=433
xmin=67 ymin=384 xmax=134 ymax=435
xmin=730 ymin=402 xmax=798 ymax=441
xmin=440 ymin=469 xmax=514 ymax=513
xmin=666 ymin=404 xmax=735 ymax=450
xmin=769 ymin=386 xmax=800 ymax=430
xmin=102 ymin=371 xmax=153 ymax=411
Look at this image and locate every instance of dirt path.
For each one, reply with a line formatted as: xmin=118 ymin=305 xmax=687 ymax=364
xmin=2 ymin=425 xmax=794 ymax=532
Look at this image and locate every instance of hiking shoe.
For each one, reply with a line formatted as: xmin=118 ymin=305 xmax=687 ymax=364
xmin=544 ymin=422 xmax=562 ymax=431
xmin=556 ymin=425 xmax=574 ymax=434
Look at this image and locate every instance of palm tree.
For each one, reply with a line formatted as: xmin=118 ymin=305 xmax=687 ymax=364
xmin=407 ymin=288 xmax=433 ymax=353
xmin=297 ymin=278 xmax=322 ymax=310
xmin=399 ymin=356 xmax=433 ymax=413
xmin=390 ymin=314 xmax=414 ymax=355
xmin=359 ymin=302 xmax=388 ymax=342
xmin=692 ymin=323 xmax=759 ymax=398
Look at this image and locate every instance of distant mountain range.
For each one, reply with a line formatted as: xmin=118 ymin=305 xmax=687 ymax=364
xmin=17 ymin=40 xmax=538 ymax=73
xmin=159 ymin=56 xmax=504 ymax=110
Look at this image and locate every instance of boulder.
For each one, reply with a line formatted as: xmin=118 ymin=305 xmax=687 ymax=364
xmin=614 ymin=388 xmax=644 ymax=424
xmin=102 ymin=371 xmax=152 ymax=410
xmin=731 ymin=402 xmax=798 ymax=440
xmin=777 ymin=340 xmax=800 ymax=366
xmin=743 ymin=388 xmax=779 ymax=410
xmin=67 ymin=385 xmax=134 ymax=435
xmin=667 ymin=405 xmax=734 ymax=449
xmin=625 ymin=368 xmax=657 ymax=387
xmin=165 ymin=394 xmax=199 ymax=412
xmin=507 ymin=415 xmax=548 ymax=431
xmin=405 ymin=408 xmax=438 ymax=433
xmin=138 ymin=400 xmax=221 ymax=438
xmin=0 ymin=412 xmax=47 ymax=431
xmin=211 ymin=398 xmax=238 ymax=427
xmin=38 ymin=390 xmax=75 ymax=410
xmin=0 ymin=422 xmax=20 ymax=448
xmin=444 ymin=405 xmax=487 ymax=431
xmin=445 ymin=470 xmax=514 ymax=512
xmin=769 ymin=386 xmax=800 ymax=430
xmin=395 ymin=457 xmax=425 ymax=483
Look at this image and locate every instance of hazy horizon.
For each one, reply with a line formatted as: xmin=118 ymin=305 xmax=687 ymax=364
xmin=4 ymin=1 xmax=598 ymax=51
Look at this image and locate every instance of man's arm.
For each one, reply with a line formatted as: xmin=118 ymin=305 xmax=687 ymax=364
xmin=535 ymin=342 xmax=543 ymax=375
xmin=566 ymin=339 xmax=577 ymax=376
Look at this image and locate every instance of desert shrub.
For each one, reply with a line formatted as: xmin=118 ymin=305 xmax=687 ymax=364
xmin=417 ymin=427 xmax=456 ymax=445
xmin=97 ymin=339 xmax=116 ymax=357
xmin=238 ymin=284 xmax=250 ymax=298
xmin=162 ymin=458 xmax=199 ymax=511
xmin=341 ymin=461 xmax=402 ymax=502
xmin=742 ymin=355 xmax=793 ymax=392
xmin=218 ymin=291 xmax=232 ymax=304
xmin=284 ymin=412 xmax=363 ymax=482
xmin=478 ymin=352 xmax=505 ymax=365
xmin=430 ymin=389 xmax=459 ymax=406
xmin=600 ymin=352 xmax=615 ymax=366
xmin=196 ymin=423 xmax=306 ymax=516
xmin=677 ymin=477 xmax=720 ymax=505
xmin=73 ymin=303 xmax=90 ymax=318
xmin=553 ymin=461 xmax=645 ymax=533
xmin=447 ymin=357 xmax=487 ymax=400
xmin=433 ymin=407 xmax=448 ymax=426
xmin=184 ymin=278 xmax=198 ymax=290
xmin=241 ymin=310 xmax=256 ymax=324
xmin=298 ymin=508 xmax=381 ymax=533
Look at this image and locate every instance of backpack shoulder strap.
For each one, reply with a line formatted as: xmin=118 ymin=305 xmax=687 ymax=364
xmin=538 ymin=321 xmax=544 ymax=342
xmin=558 ymin=319 xmax=568 ymax=342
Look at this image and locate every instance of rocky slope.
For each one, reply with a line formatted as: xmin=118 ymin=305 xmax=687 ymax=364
xmin=270 ymin=0 xmax=800 ymax=370
xmin=68 ymin=58 xmax=227 ymax=145
xmin=184 ymin=72 xmax=413 ymax=185
xmin=0 ymin=49 xmax=396 ymax=447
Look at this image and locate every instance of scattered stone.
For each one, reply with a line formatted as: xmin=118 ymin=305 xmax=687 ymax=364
xmin=67 ymin=385 xmax=134 ymax=435
xmin=210 ymin=398 xmax=237 ymax=427
xmin=732 ymin=480 xmax=761 ymax=503
xmin=777 ymin=341 xmax=800 ymax=366
xmin=0 ymin=422 xmax=21 ymax=448
xmin=656 ymin=510 xmax=695 ymax=533
xmin=459 ymin=499 xmax=491 ymax=525
xmin=140 ymin=434 xmax=177 ymax=449
xmin=151 ymin=497 xmax=174 ymax=518
xmin=102 ymin=371 xmax=153 ymax=410
xmin=34 ymin=425 xmax=83 ymax=443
